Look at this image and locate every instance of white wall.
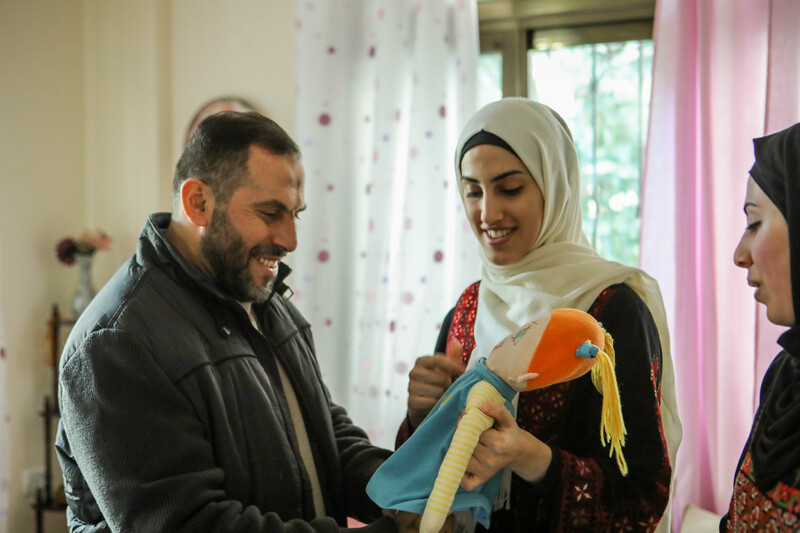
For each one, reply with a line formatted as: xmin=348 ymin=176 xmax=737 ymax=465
xmin=84 ymin=0 xmax=297 ymax=284
xmin=1 ymin=2 xmax=85 ymax=532
xmin=0 ymin=1 xmax=296 ymax=531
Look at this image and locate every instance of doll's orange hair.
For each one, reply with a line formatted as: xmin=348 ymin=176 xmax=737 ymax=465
xmin=525 ymin=308 xmax=605 ymax=390
xmin=525 ymin=308 xmax=627 ymax=475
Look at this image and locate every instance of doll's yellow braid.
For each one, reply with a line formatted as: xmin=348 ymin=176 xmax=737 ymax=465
xmin=590 ymin=330 xmax=628 ymax=476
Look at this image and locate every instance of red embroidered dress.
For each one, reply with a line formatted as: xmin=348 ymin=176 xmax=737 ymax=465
xmin=397 ymin=282 xmax=672 ymax=532
xmin=723 ymin=453 xmax=800 ymax=531
xmin=721 ymin=350 xmax=800 ymax=532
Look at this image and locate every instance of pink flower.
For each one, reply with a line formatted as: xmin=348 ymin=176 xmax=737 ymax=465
xmin=79 ymin=230 xmax=112 ymax=252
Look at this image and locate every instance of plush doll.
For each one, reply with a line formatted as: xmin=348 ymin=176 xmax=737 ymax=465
xmin=366 ymin=308 xmax=626 ymax=533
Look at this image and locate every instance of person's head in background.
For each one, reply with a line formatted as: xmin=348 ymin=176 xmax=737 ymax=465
xmin=168 ymin=111 xmax=306 ymax=303
xmin=734 ymin=122 xmax=799 ymax=329
xmin=455 ymin=98 xmax=587 ymax=267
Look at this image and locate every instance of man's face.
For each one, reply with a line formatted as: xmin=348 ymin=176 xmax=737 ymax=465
xmin=201 ymin=146 xmax=305 ymax=303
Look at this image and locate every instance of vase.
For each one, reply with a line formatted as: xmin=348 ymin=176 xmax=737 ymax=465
xmin=72 ymin=253 xmax=96 ymax=318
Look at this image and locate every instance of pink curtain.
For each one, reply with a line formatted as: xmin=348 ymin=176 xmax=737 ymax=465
xmin=0 ymin=288 xmax=7 ymax=532
xmin=641 ymin=0 xmax=800 ymax=527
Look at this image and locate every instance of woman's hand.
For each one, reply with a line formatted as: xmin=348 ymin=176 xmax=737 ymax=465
xmin=407 ymin=340 xmax=465 ymax=429
xmin=461 ymin=402 xmax=553 ymax=490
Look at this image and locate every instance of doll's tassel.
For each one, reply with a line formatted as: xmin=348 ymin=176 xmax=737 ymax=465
xmin=590 ymin=331 xmax=628 ymax=476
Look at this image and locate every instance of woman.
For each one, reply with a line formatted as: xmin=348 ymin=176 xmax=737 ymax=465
xmin=723 ymin=122 xmax=800 ymax=530
xmin=397 ymin=98 xmax=682 ymax=532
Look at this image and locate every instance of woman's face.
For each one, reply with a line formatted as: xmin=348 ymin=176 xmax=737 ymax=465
xmin=734 ymin=176 xmax=794 ymax=326
xmin=460 ymin=144 xmax=544 ymax=266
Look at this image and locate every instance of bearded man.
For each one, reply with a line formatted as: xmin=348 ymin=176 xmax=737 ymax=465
xmin=55 ymin=112 xmax=423 ymax=533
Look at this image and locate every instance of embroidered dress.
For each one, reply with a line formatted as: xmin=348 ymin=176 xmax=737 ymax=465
xmin=721 ymin=351 xmax=800 ymax=532
xmin=724 ymin=453 xmax=800 ymax=531
xmin=397 ymin=282 xmax=672 ymax=532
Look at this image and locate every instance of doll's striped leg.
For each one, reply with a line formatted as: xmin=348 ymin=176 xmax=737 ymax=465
xmin=420 ymin=381 xmax=504 ymax=533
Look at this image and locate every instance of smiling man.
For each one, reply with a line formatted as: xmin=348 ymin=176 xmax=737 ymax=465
xmin=55 ymin=112 xmax=421 ymax=533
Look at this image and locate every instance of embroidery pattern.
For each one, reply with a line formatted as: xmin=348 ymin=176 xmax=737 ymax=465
xmin=445 ymin=283 xmax=671 ymax=532
xmin=726 ymin=453 xmax=800 ymax=531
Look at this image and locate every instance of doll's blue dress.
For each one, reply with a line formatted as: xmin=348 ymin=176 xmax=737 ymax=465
xmin=366 ymin=358 xmax=517 ymax=529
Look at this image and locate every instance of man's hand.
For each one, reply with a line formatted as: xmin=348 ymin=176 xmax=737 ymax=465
xmin=407 ymin=340 xmax=465 ymax=429
xmin=384 ymin=510 xmax=454 ymax=533
xmin=461 ymin=402 xmax=552 ymax=490
xmin=385 ymin=510 xmax=419 ymax=532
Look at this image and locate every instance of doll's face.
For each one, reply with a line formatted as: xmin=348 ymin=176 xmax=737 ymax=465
xmin=485 ymin=312 xmax=551 ymax=392
xmin=486 ymin=308 xmax=605 ymax=392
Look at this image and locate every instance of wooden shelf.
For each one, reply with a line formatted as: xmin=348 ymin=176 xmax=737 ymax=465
xmin=33 ymin=304 xmax=74 ymax=532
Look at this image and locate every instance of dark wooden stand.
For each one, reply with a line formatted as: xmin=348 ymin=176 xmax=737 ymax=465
xmin=33 ymin=304 xmax=74 ymax=532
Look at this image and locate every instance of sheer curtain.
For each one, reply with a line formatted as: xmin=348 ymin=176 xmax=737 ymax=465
xmin=640 ymin=0 xmax=800 ymax=526
xmin=293 ymin=0 xmax=480 ymax=448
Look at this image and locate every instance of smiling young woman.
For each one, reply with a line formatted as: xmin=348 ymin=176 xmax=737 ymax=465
xmin=460 ymin=143 xmax=545 ymax=266
xmin=396 ymin=98 xmax=681 ymax=533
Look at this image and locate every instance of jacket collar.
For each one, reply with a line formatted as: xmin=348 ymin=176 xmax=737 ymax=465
xmin=141 ymin=212 xmax=293 ymax=305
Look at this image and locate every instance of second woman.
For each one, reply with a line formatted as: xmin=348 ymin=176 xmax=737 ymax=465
xmin=398 ymin=98 xmax=682 ymax=532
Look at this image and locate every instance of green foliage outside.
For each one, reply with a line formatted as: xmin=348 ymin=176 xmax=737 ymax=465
xmin=529 ymin=40 xmax=653 ymax=266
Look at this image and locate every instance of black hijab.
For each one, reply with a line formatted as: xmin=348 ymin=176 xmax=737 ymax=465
xmin=747 ymin=121 xmax=800 ymax=492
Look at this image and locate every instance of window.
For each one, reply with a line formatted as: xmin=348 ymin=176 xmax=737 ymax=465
xmin=477 ymin=52 xmax=503 ymax=110
xmin=477 ymin=1 xmax=655 ymax=266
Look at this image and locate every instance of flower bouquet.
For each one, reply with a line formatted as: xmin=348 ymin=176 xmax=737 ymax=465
xmin=55 ymin=230 xmax=112 ymax=266
xmin=55 ymin=230 xmax=112 ymax=317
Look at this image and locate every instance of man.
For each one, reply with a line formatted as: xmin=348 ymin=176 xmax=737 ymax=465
xmin=55 ymin=112 xmax=422 ymax=532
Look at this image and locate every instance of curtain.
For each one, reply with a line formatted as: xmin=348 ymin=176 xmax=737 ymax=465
xmin=0 ymin=278 xmax=7 ymax=532
xmin=640 ymin=0 xmax=800 ymax=526
xmin=293 ymin=0 xmax=480 ymax=449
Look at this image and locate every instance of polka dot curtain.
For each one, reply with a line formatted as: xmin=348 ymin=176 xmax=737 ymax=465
xmin=293 ymin=0 xmax=481 ymax=448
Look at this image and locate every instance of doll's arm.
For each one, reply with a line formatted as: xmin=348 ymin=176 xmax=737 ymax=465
xmin=419 ymin=379 xmax=505 ymax=533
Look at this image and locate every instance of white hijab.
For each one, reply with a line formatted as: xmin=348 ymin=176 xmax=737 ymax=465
xmin=455 ymin=98 xmax=681 ymax=532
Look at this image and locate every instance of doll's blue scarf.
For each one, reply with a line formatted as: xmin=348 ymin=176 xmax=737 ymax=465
xmin=366 ymin=358 xmax=517 ymax=528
